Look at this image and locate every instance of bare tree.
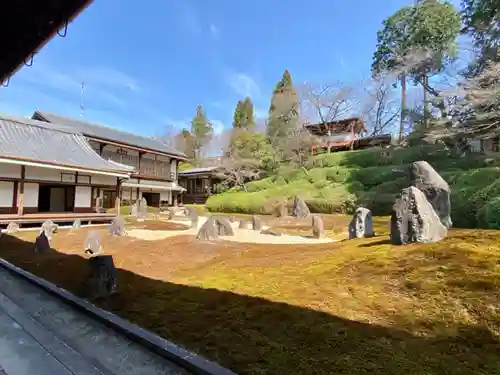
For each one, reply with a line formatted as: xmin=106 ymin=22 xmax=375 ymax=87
xmin=362 ymin=79 xmax=400 ymax=136
xmin=215 ymin=152 xmax=262 ymax=192
xmin=281 ymin=127 xmax=318 ymax=167
xmin=427 ymin=60 xmax=500 ymax=141
xmin=298 ymin=81 xmax=357 ymax=125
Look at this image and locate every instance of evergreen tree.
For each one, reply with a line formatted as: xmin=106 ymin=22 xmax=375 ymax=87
xmin=266 ymin=69 xmax=300 ymax=145
xmin=241 ymin=97 xmax=256 ymax=129
xmin=232 ymin=100 xmax=244 ymax=128
xmin=190 ymin=105 xmax=213 ymax=162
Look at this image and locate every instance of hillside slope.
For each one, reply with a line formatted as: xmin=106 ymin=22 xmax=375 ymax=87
xmin=206 ymin=145 xmax=500 ymax=229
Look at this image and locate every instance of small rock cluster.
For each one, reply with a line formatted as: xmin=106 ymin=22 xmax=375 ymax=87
xmin=196 ymin=216 xmax=234 ymax=240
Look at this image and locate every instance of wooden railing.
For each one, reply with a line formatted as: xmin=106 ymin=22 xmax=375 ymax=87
xmin=101 ymin=151 xmax=176 ymax=179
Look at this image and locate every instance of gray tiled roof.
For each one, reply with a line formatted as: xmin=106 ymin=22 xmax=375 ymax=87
xmin=0 ymin=114 xmax=134 ymax=174
xmin=178 ymin=166 xmax=219 ymax=175
xmin=33 ymin=110 xmax=187 ymax=159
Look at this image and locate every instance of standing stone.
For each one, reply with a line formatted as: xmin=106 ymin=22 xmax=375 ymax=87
xmin=292 ymin=196 xmax=310 ymax=219
xmin=138 ymin=197 xmax=148 ymax=219
xmin=196 ymin=216 xmax=234 ymax=240
xmin=84 ymin=230 xmax=103 ymax=256
xmin=390 ymin=186 xmax=447 ymax=245
xmin=348 ymin=207 xmax=374 ymax=239
xmin=311 ymin=215 xmax=325 ymax=239
xmin=34 ymin=231 xmax=51 ymax=253
xmin=167 ymin=209 xmax=174 ymax=220
xmin=251 ymin=215 xmax=263 ymax=231
xmin=196 ymin=217 xmax=219 ymax=240
xmin=409 ymin=160 xmax=452 ymax=228
xmin=85 ymin=255 xmax=117 ymax=299
xmin=130 ymin=203 xmax=138 ymax=217
xmin=6 ymin=222 xmax=19 ymax=234
xmin=238 ymin=219 xmax=250 ymax=229
xmin=109 ymin=217 xmax=126 ymax=236
xmin=72 ymin=219 xmax=82 ymax=229
xmin=40 ymin=220 xmax=58 ymax=240
xmin=186 ymin=207 xmax=198 ymax=229
xmin=212 ymin=216 xmax=234 ymax=236
xmin=276 ymin=203 xmax=287 ymax=218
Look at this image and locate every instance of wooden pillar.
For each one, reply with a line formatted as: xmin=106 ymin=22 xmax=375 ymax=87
xmin=138 ymin=152 xmax=144 ymax=174
xmin=99 ymin=143 xmax=105 ymax=156
xmin=115 ymin=178 xmax=122 ymax=216
xmin=154 ymin=155 xmax=157 ymax=176
xmin=18 ymin=165 xmax=26 ymax=216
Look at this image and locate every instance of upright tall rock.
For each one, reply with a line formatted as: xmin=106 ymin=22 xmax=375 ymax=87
xmin=348 ymin=207 xmax=374 ymax=239
xmin=409 ymin=160 xmax=452 ymax=228
xmin=390 ymin=186 xmax=447 ymax=245
xmin=292 ymin=196 xmax=310 ymax=219
xmin=311 ymin=215 xmax=325 ymax=239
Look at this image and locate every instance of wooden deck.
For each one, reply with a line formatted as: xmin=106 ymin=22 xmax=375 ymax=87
xmin=0 ymin=212 xmax=115 ymax=225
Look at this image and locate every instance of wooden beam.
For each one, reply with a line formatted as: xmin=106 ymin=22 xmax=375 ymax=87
xmin=99 ymin=143 xmax=106 ymax=156
xmin=154 ymin=154 xmax=157 ymax=176
xmin=18 ymin=165 xmax=26 ymax=216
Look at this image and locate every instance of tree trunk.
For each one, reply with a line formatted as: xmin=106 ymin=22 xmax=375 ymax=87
xmin=399 ymin=73 xmax=407 ymax=142
xmin=423 ymin=73 xmax=429 ymax=129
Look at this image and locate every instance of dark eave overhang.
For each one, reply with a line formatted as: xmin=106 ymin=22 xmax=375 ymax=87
xmin=1 ymin=0 xmax=94 ymax=85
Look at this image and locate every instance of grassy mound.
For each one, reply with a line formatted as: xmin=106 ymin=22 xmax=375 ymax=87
xmin=206 ymin=145 xmax=500 ymax=228
xmin=2 ymin=216 xmax=499 ymax=375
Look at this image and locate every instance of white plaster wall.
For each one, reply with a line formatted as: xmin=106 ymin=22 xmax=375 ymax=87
xmin=75 ymin=186 xmax=91 ymax=208
xmin=160 ymin=191 xmax=171 ymax=204
xmin=0 ymin=181 xmax=13 ymax=207
xmin=90 ymin=175 xmax=118 ymax=186
xmin=0 ymin=164 xmax=21 ymax=178
xmin=25 ymin=166 xmax=62 ymax=182
xmin=24 ymin=183 xmax=39 ymax=207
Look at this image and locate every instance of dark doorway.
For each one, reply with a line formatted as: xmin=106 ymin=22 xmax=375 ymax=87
xmin=102 ymin=190 xmax=117 ymax=209
xmin=38 ymin=184 xmax=75 ymax=213
xmin=142 ymin=192 xmax=160 ymax=207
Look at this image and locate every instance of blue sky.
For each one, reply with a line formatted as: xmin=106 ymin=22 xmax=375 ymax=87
xmin=0 ymin=0 xmax=463 ymax=139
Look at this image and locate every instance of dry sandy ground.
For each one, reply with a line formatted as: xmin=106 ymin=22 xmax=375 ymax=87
xmin=127 ymin=216 xmax=334 ymax=244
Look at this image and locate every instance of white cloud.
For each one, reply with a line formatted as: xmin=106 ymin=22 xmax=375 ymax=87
xmin=209 ymin=23 xmax=220 ymax=39
xmin=226 ymin=72 xmax=261 ymax=98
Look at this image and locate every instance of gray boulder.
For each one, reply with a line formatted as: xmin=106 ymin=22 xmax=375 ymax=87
xmin=292 ymin=196 xmax=310 ymax=218
xmin=312 ymin=215 xmax=325 ymax=239
xmin=6 ymin=222 xmax=19 ymax=234
xmin=40 ymin=220 xmax=58 ymax=240
xmin=72 ymin=219 xmax=82 ymax=229
xmin=252 ymin=215 xmax=263 ymax=231
xmin=261 ymin=228 xmax=282 ymax=236
xmin=212 ymin=216 xmax=234 ymax=236
xmin=130 ymin=203 xmax=138 ymax=217
xmin=348 ymin=207 xmax=374 ymax=239
xmin=409 ymin=160 xmax=452 ymax=228
xmin=390 ymin=186 xmax=447 ymax=245
xmin=84 ymin=230 xmax=103 ymax=256
xmin=238 ymin=219 xmax=250 ymax=229
xmin=109 ymin=217 xmax=126 ymax=236
xmin=34 ymin=231 xmax=51 ymax=253
xmin=186 ymin=207 xmax=198 ymax=228
xmin=196 ymin=217 xmax=219 ymax=240
xmin=196 ymin=216 xmax=234 ymax=240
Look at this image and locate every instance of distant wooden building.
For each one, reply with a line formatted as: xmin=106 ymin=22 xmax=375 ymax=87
xmin=178 ymin=167 xmax=222 ymax=205
xmin=305 ymin=117 xmax=393 ymax=154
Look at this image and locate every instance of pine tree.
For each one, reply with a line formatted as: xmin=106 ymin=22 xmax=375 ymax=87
xmin=241 ymin=97 xmax=255 ymax=129
xmin=267 ymin=69 xmax=300 ymax=144
xmin=190 ymin=105 xmax=212 ymax=161
xmin=232 ymin=100 xmax=244 ymax=128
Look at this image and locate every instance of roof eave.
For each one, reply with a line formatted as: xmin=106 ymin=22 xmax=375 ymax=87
xmin=0 ymin=156 xmax=131 ymax=179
